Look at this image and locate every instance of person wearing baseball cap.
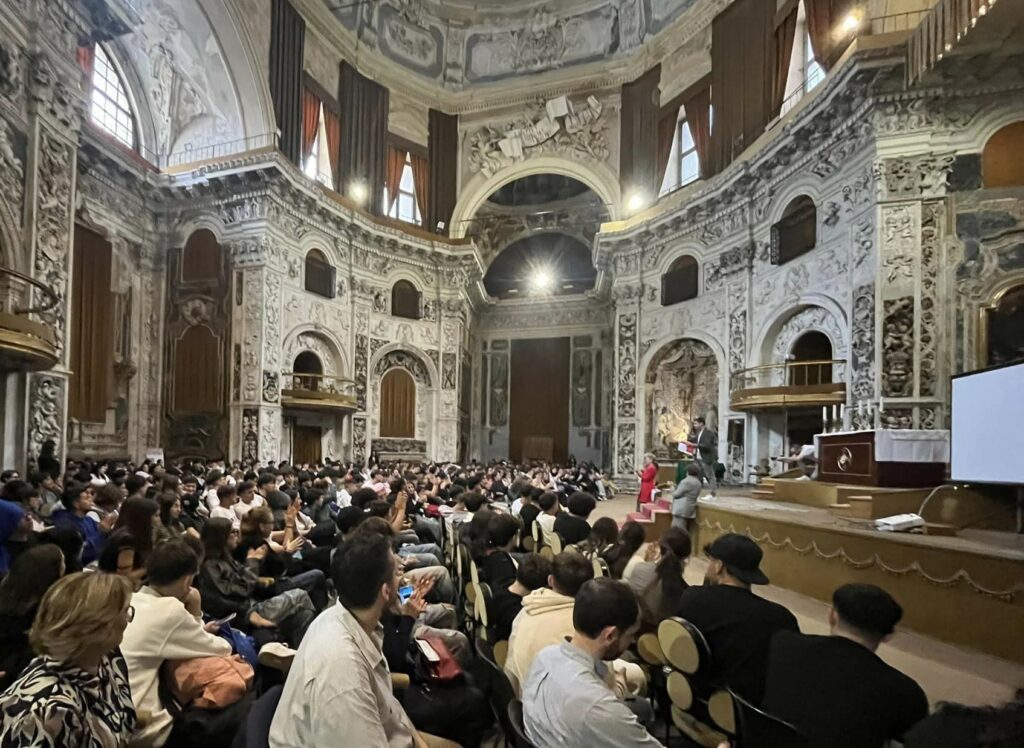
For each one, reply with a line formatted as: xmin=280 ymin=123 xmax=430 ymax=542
xmin=674 ymin=533 xmax=799 ymax=705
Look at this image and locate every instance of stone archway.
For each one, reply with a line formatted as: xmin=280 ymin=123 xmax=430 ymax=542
xmin=368 ymin=345 xmax=439 ymax=460
xmin=766 ymin=305 xmax=848 ymax=385
xmin=643 ymin=338 xmax=720 ymax=459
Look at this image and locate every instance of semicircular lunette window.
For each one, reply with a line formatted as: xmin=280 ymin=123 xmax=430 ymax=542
xmin=483 ymin=234 xmax=597 ymax=300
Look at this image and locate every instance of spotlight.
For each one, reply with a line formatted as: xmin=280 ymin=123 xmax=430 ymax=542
xmin=627 ymin=190 xmax=648 ymax=213
xmin=531 ymin=269 xmax=554 ymax=294
xmin=840 ymin=12 xmax=861 ymax=34
xmin=349 ymin=181 xmax=368 ymax=205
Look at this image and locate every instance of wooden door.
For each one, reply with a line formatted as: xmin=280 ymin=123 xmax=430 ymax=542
xmin=293 ymin=425 xmax=322 ymax=465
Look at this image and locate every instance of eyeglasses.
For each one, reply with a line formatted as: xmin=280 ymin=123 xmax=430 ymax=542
xmin=126 ymin=605 xmax=135 ymax=623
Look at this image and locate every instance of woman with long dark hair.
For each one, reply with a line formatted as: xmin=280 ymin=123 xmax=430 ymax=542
xmin=0 ymin=544 xmax=65 ymax=689
xmin=196 ymin=518 xmax=315 ymax=648
xmin=605 ymin=521 xmax=647 ymax=580
xmin=624 ymin=526 xmax=692 ymax=626
xmin=113 ymin=496 xmax=159 ymax=569
xmin=155 ymin=492 xmax=187 ymax=544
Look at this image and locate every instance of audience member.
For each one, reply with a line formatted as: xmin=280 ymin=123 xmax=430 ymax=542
xmin=155 ymin=492 xmax=189 ymax=543
xmin=535 ymin=491 xmax=561 ymax=539
xmin=0 ymin=572 xmax=137 ymax=745
xmin=491 ymin=553 xmax=551 ymax=642
xmin=0 ymin=498 xmax=24 ymax=574
xmin=51 ymin=484 xmax=115 ymax=565
xmin=522 ymin=578 xmax=660 ymax=747
xmin=114 ymin=496 xmax=160 ymax=569
xmin=98 ymin=529 xmax=146 ymax=590
xmin=575 ymin=516 xmax=619 ymax=562
xmin=763 ymin=583 xmax=928 ymax=747
xmin=121 ymin=539 xmax=234 ymax=746
xmin=605 ymin=521 xmax=646 ymax=580
xmin=269 ymin=533 xmax=456 ymax=747
xmin=675 ymin=533 xmax=798 ymax=704
xmin=0 ymin=544 xmax=65 ymax=690
xmin=903 ymin=689 xmax=1024 ymax=748
xmin=481 ymin=513 xmax=521 ymax=589
xmin=553 ymin=491 xmax=596 ymax=545
xmin=505 ymin=551 xmax=594 ymax=690
xmin=671 ymin=463 xmax=703 ymax=532
xmin=623 ymin=526 xmax=691 ymax=626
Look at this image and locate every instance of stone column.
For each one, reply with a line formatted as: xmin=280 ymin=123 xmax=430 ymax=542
xmin=612 ymin=297 xmax=640 ymax=482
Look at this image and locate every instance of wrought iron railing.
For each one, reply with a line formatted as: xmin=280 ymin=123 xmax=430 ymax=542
xmin=145 ymin=132 xmax=279 ymax=170
xmin=0 ymin=266 xmax=59 ymax=316
xmin=732 ymin=359 xmax=847 ymax=391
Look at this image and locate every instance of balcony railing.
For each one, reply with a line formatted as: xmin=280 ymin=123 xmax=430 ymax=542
xmin=280 ymin=372 xmax=357 ymax=410
xmin=731 ymin=359 xmax=847 ymax=411
xmin=0 ymin=267 xmax=59 ymax=371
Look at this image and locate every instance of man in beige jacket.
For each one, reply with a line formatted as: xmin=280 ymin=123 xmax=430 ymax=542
xmin=505 ymin=551 xmax=594 ymax=691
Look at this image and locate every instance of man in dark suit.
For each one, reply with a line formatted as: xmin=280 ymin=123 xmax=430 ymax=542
xmin=688 ymin=416 xmax=718 ymax=497
xmin=763 ymin=584 xmax=929 ymax=747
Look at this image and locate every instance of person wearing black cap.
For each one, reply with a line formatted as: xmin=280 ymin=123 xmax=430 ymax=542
xmin=674 ymin=532 xmax=798 ymax=704
xmin=763 ymin=583 xmax=928 ymax=748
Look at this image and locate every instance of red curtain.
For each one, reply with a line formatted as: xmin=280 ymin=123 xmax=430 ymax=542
xmin=772 ymin=4 xmax=799 ymax=116
xmin=300 ymin=88 xmax=320 ymax=163
xmin=684 ymin=85 xmax=713 ymax=179
xmin=385 ymin=146 xmax=407 ymax=213
xmin=77 ymin=44 xmax=95 ymax=79
xmin=410 ymin=153 xmax=429 ymax=224
xmin=656 ymin=107 xmax=679 ymax=190
xmin=323 ymin=107 xmax=341 ymax=190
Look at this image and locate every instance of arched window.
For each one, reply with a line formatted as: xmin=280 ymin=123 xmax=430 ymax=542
xmin=89 ymin=45 xmax=137 ymax=150
xmin=304 ymin=249 xmax=336 ymax=299
xmin=789 ymin=331 xmax=833 ymax=385
xmin=293 ymin=351 xmax=323 ymax=391
xmin=391 ymin=280 xmax=421 ymax=320
xmin=982 ymin=122 xmax=1024 ymax=188
xmin=380 ymin=369 xmax=415 ymax=438
xmin=661 ymin=255 xmax=700 ymax=306
xmin=181 ymin=229 xmax=221 ymax=283
xmin=985 ymin=285 xmax=1024 ymax=366
xmin=771 ymin=196 xmax=817 ymax=265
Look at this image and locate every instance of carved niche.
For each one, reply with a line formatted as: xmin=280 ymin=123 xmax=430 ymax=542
xmin=616 ymin=312 xmax=638 ymax=419
xmin=882 ymin=297 xmax=914 ymax=398
xmin=354 ymin=334 xmax=369 ymax=410
xmin=241 ymin=407 xmax=258 ymax=462
xmin=352 ymin=416 xmax=368 ymax=464
xmin=616 ymin=422 xmax=636 ymax=475
xmin=27 ymin=373 xmax=65 ymax=466
xmin=728 ymin=308 xmax=747 ymax=391
xmin=881 ymin=204 xmax=918 ymax=284
xmin=374 ymin=349 xmax=431 ymax=386
xmin=919 ymin=201 xmax=942 ymax=397
xmin=442 ymin=352 xmax=457 ymax=390
xmin=850 ymin=284 xmax=876 ymax=402
xmin=571 ymin=346 xmax=593 ymax=428
xmin=32 ymin=131 xmax=74 ymax=357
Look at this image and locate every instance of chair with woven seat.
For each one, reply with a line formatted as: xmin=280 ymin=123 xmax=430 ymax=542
xmin=658 ymin=616 xmax=711 ymax=676
xmin=707 ymin=688 xmax=809 ymax=748
xmin=658 ymin=617 xmax=726 ymax=748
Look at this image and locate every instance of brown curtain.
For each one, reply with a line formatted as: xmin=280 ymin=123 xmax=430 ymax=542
xmin=270 ymin=0 xmax=305 ymax=165
xmin=323 ymin=107 xmax=341 ymax=190
xmin=656 ymin=107 xmax=679 ymax=190
xmin=805 ymin=0 xmax=855 ymax=71
xmin=710 ymin=0 xmax=775 ymax=175
xmin=173 ymin=325 xmax=222 ymax=414
xmin=339 ymin=62 xmax=389 ymax=214
xmin=69 ymin=225 xmax=114 ymax=423
xmin=181 ymin=229 xmax=222 ymax=283
xmin=509 ymin=338 xmax=570 ymax=464
xmin=300 ymin=88 xmax=321 ymax=163
xmin=77 ymin=43 xmax=95 ymax=79
xmin=410 ymin=152 xmax=429 ymax=221
xmin=385 ymin=146 xmax=407 ymax=213
xmin=684 ymin=85 xmax=713 ymax=179
xmin=427 ymin=109 xmax=457 ymax=234
xmin=620 ymin=65 xmax=662 ymax=200
xmin=380 ymin=369 xmax=415 ymax=438
xmin=772 ymin=3 xmax=799 ymax=116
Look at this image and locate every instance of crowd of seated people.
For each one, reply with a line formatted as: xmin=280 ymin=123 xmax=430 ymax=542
xmin=0 ymin=453 xmax=1018 ymax=748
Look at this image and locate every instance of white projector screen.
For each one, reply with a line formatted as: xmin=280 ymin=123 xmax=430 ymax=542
xmin=951 ymin=362 xmax=1024 ymax=484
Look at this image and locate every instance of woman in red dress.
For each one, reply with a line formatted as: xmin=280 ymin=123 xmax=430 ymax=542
xmin=636 ymin=452 xmax=658 ymax=508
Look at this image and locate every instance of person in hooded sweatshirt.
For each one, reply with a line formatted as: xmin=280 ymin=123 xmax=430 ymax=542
xmin=505 ymin=551 xmax=593 ymax=691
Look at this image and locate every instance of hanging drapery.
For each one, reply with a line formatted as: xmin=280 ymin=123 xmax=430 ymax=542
xmin=410 ymin=152 xmax=429 ymax=221
xmin=269 ymin=0 xmax=305 ymax=165
xmin=805 ymin=0 xmax=855 ymax=71
xmin=619 ymin=65 xmax=662 ymax=200
xmin=385 ymin=146 xmax=407 ymax=213
xmin=656 ymin=106 xmax=679 ymax=190
xmin=427 ymin=108 xmax=457 ymax=234
xmin=300 ymin=88 xmax=321 ymax=163
xmin=323 ymin=106 xmax=341 ymax=190
xmin=338 ymin=62 xmax=389 ymax=214
xmin=77 ymin=43 xmax=95 ymax=79
xmin=69 ymin=225 xmax=115 ymax=423
xmin=684 ymin=84 xmax=713 ymax=179
xmin=772 ymin=1 xmax=799 ymax=116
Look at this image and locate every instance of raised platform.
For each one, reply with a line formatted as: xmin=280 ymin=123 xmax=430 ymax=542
xmin=692 ymin=494 xmax=1024 ymax=663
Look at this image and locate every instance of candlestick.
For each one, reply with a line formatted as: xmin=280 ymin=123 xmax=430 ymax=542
xmin=822 ymin=406 xmax=828 ymax=425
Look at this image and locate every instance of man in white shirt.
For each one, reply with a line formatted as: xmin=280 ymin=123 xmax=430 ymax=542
xmin=121 ymin=540 xmax=233 ymax=747
xmin=233 ymin=480 xmax=264 ymax=521
xmin=535 ymin=492 xmax=560 ymax=538
xmin=270 ymin=534 xmax=456 ymax=748
xmin=203 ymin=469 xmax=226 ymax=511
xmin=210 ymin=484 xmax=240 ymax=529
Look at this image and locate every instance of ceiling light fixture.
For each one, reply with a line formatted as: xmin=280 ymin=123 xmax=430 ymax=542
xmin=840 ymin=11 xmax=861 ymax=34
xmin=531 ymin=268 xmax=554 ymax=294
xmin=627 ymin=190 xmax=649 ymax=213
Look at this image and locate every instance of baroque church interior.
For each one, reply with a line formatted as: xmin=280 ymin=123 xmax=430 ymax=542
xmin=1 ymin=0 xmax=1024 ymax=745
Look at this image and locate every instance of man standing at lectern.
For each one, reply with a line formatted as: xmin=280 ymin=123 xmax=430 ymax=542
xmin=690 ymin=416 xmax=718 ymax=498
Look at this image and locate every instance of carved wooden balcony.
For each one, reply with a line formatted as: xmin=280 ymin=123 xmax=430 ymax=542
xmin=730 ymin=359 xmax=847 ymax=412
xmin=280 ymin=372 xmax=357 ymax=412
xmin=0 ymin=267 xmax=59 ymax=372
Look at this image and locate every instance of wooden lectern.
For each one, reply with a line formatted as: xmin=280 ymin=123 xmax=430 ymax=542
xmin=814 ymin=429 xmax=949 ymax=488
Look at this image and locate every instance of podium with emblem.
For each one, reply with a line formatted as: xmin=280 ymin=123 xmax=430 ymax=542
xmin=813 ymin=429 xmax=950 ymax=487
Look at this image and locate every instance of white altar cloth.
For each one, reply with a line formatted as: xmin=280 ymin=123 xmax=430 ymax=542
xmin=814 ymin=429 xmax=950 ymax=463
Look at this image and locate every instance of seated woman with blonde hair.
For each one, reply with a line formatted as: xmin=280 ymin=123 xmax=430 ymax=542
xmin=0 ymin=571 xmax=137 ymax=746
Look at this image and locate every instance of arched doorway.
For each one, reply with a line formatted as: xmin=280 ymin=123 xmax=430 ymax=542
xmin=789 ymin=331 xmax=833 ymax=385
xmin=644 ymin=338 xmax=719 ymax=458
xmin=985 ymin=285 xmax=1024 ymax=366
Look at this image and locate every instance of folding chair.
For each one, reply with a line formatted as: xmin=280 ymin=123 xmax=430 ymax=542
xmin=708 ymin=688 xmax=809 ymax=748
